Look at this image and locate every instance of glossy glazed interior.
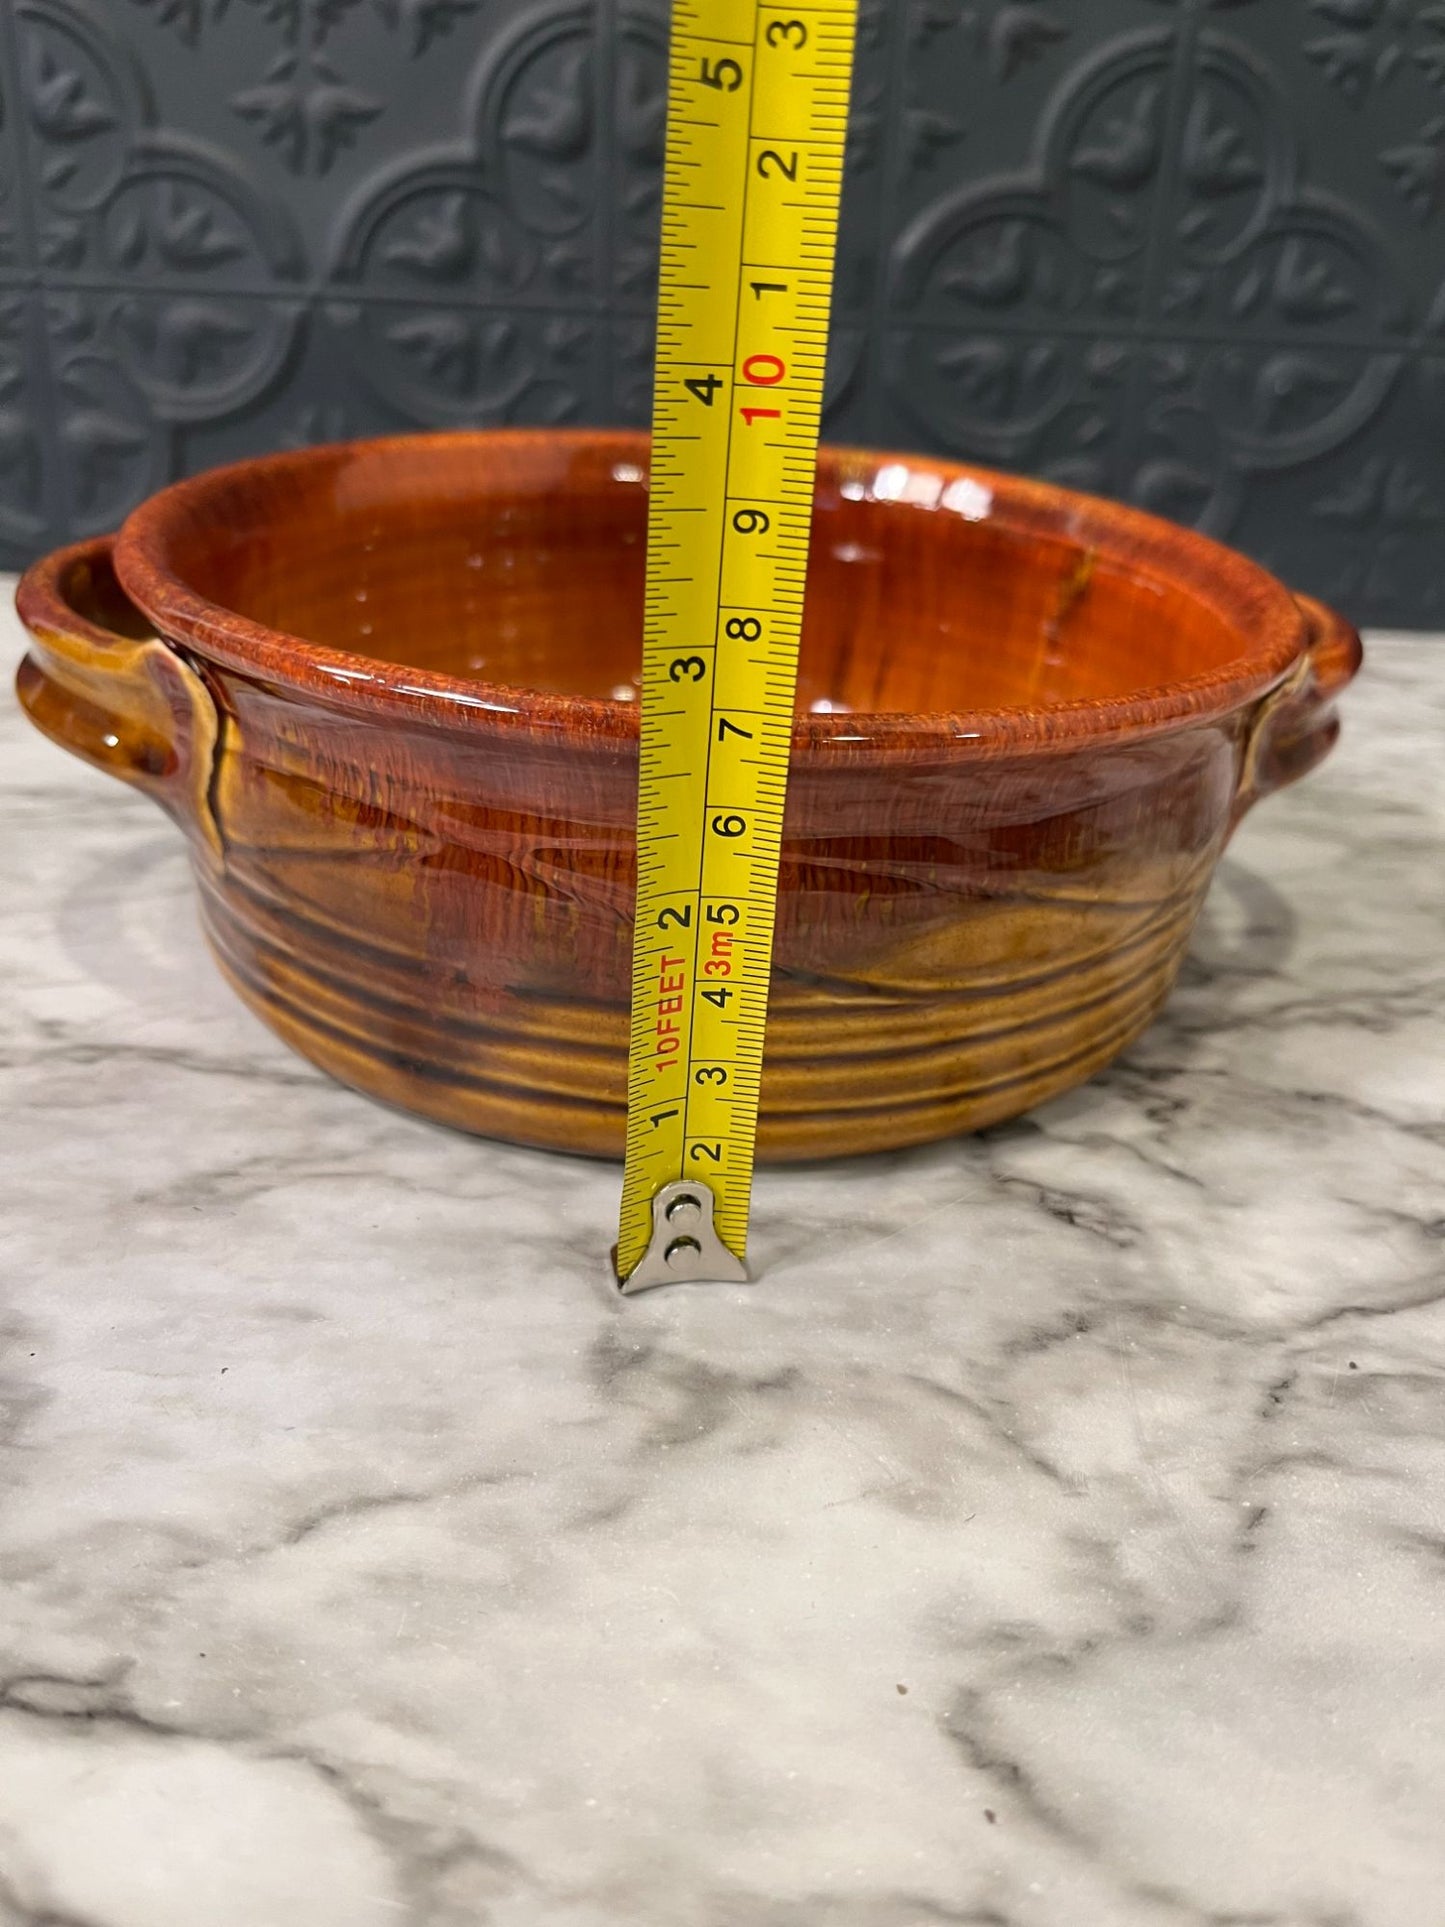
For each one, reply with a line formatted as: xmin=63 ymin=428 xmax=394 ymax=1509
xmin=122 ymin=433 xmax=1292 ymax=723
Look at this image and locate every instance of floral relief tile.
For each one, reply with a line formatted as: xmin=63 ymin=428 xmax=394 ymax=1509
xmin=0 ymin=0 xmax=1441 ymax=623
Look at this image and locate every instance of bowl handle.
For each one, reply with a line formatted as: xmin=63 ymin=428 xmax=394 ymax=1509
xmin=15 ymin=536 xmax=222 ymax=859
xmin=1235 ymin=592 xmax=1363 ymax=820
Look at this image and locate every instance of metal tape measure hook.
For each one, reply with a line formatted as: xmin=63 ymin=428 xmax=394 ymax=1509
xmin=618 ymin=1182 xmax=750 ymax=1296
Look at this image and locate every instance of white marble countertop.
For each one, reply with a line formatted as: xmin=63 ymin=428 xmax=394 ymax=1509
xmin=3 ymin=590 xmax=1444 ymax=1927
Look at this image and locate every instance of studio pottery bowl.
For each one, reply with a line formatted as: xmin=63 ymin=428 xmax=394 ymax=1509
xmin=16 ymin=430 xmax=1361 ymax=1160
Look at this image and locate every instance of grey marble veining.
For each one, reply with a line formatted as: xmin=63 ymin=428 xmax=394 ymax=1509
xmin=2 ymin=597 xmax=1443 ymax=1927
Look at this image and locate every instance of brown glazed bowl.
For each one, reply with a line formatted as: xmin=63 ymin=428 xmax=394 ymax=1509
xmin=16 ymin=430 xmax=1361 ymax=1161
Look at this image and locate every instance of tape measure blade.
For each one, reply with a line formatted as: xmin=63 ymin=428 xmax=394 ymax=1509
xmin=617 ymin=0 xmax=860 ymax=1288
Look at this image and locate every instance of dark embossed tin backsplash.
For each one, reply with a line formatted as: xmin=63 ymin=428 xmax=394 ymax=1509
xmin=2 ymin=0 xmax=1443 ymax=626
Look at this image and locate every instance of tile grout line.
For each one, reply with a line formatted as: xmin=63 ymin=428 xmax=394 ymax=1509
xmin=1 ymin=271 xmax=1439 ymax=362
xmin=595 ymin=0 xmax=619 ymax=425
xmin=858 ymin=0 xmax=914 ymax=445
xmin=1108 ymin=1 xmax=1207 ymax=506
xmin=0 ymin=4 xmax=69 ymax=543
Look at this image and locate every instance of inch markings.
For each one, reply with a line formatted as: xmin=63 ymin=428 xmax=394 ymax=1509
xmin=616 ymin=0 xmax=858 ymax=1286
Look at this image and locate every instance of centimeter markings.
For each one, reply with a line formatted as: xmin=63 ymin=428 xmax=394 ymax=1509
xmin=616 ymin=0 xmax=859 ymax=1283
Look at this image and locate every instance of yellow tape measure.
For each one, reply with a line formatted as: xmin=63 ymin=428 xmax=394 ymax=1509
xmin=615 ymin=0 xmax=859 ymax=1291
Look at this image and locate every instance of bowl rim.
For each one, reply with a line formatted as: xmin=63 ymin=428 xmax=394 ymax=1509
xmin=110 ymin=426 xmax=1311 ymax=759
